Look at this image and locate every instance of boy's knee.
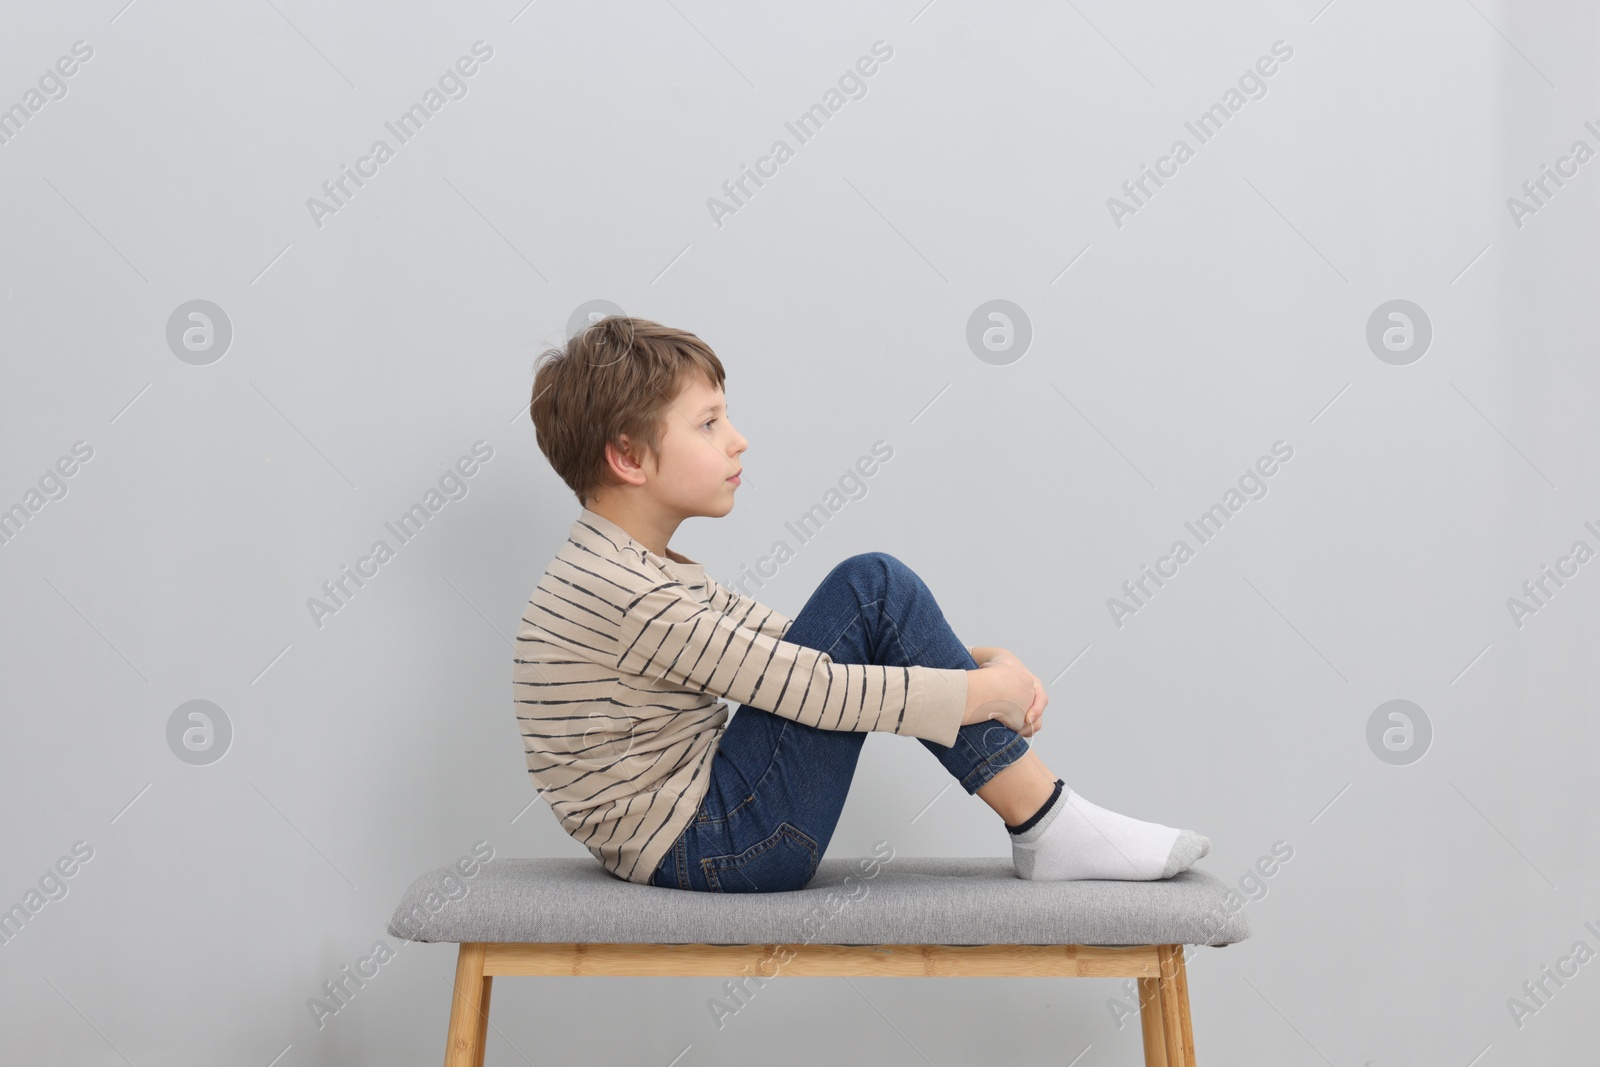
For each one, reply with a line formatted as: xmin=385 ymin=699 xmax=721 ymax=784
xmin=850 ymin=551 xmax=902 ymax=572
xmin=829 ymin=552 xmax=910 ymax=591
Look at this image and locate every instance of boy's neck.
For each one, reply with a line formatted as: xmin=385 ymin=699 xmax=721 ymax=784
xmin=585 ymin=499 xmax=694 ymax=564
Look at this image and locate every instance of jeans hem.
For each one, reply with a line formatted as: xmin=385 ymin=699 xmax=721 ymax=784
xmin=958 ymin=733 xmax=1029 ymax=794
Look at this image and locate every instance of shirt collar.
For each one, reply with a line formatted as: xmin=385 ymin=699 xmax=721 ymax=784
xmin=578 ymin=507 xmax=704 ymax=575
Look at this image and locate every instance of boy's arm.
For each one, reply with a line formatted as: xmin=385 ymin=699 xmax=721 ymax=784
xmin=618 ymin=579 xmax=967 ymax=747
xmin=703 ymin=575 xmax=795 ymax=642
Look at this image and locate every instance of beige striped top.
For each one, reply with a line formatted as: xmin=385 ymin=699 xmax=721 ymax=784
xmin=513 ymin=508 xmax=969 ymax=884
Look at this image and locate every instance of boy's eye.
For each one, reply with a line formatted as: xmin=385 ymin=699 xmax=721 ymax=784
xmin=703 ymin=418 xmax=717 ymax=429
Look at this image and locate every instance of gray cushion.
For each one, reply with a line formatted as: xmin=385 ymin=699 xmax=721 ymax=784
xmin=387 ymin=857 xmax=1253 ymax=947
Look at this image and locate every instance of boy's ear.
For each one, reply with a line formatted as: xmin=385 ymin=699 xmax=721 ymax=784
xmin=606 ymin=434 xmax=654 ymax=484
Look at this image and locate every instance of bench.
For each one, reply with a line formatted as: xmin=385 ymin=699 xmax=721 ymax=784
xmin=387 ymin=854 xmax=1253 ymax=1066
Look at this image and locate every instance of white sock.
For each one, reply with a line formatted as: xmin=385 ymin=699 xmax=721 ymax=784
xmin=1010 ymin=783 xmax=1209 ymax=881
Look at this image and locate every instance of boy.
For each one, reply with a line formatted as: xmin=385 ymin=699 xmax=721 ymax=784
xmin=517 ymin=316 xmax=1209 ymax=891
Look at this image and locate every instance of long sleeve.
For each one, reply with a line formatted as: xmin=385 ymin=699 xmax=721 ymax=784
xmin=703 ymin=575 xmax=795 ymax=642
xmin=617 ymin=579 xmax=967 ymax=747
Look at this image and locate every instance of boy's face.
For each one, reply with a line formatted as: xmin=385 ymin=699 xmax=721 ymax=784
xmin=638 ymin=375 xmax=747 ymax=518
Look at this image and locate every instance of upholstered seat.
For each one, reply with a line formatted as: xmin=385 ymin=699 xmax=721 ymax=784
xmin=387 ymin=856 xmax=1253 ymax=948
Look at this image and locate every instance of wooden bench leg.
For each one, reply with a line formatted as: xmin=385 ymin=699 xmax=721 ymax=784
xmin=1156 ymin=945 xmax=1196 ymax=1066
xmin=1138 ymin=974 xmax=1168 ymax=1067
xmin=475 ymin=975 xmax=492 ymax=1067
xmin=445 ymin=942 xmax=490 ymax=1067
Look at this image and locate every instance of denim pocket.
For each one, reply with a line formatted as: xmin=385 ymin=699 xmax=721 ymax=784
xmin=702 ymin=822 xmax=819 ymax=893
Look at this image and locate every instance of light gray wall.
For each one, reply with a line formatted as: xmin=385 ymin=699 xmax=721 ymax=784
xmin=2 ymin=1 xmax=1595 ymax=1063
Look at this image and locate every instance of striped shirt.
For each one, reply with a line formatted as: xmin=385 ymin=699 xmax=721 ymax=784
xmin=513 ymin=508 xmax=969 ymax=884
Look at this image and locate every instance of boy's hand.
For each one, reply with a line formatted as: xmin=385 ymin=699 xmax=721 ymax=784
xmin=963 ymin=659 xmax=1046 ymax=737
xmin=980 ymin=648 xmax=1047 ymax=735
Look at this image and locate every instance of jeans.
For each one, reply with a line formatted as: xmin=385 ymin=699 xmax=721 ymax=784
xmin=649 ymin=551 xmax=1030 ymax=893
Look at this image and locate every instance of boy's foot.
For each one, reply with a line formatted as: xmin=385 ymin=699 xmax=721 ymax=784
xmin=1007 ymin=780 xmax=1210 ymax=881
